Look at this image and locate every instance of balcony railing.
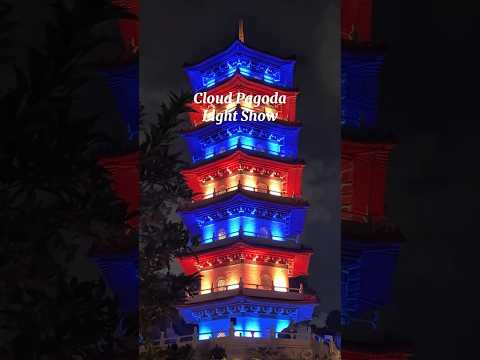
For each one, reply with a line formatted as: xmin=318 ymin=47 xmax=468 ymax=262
xmin=193 ymin=142 xmax=293 ymax=163
xmin=202 ymin=229 xmax=300 ymax=244
xmin=190 ymin=279 xmax=304 ymax=297
xmin=200 ymin=182 xmax=294 ymax=201
xmin=141 ymin=325 xmax=338 ymax=352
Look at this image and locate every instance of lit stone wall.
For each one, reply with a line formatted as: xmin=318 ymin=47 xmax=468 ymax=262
xmin=203 ymin=174 xmax=284 ymax=198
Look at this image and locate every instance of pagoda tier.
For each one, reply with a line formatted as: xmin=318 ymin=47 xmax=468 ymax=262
xmin=178 ymin=241 xmax=313 ymax=278
xmin=111 ymin=0 xmax=139 ymax=62
xmin=188 ymin=74 xmax=299 ymax=127
xmin=341 ymin=139 xmax=395 ymax=223
xmin=98 ymin=152 xmax=139 ymax=228
xmin=177 ymin=295 xmax=316 ymax=340
xmin=181 ymin=149 xmax=305 ymax=201
xmin=341 ymin=45 xmax=384 ymax=129
xmin=182 ymin=120 xmax=301 ymax=163
xmin=98 ymin=62 xmax=139 ymax=140
xmin=341 ymin=220 xmax=404 ymax=322
xmin=341 ymin=0 xmax=373 ymax=42
xmin=90 ymin=0 xmax=139 ymax=318
xmin=178 ymin=189 xmax=308 ymax=245
xmin=184 ymin=40 xmax=296 ymax=92
xmin=91 ymin=251 xmax=138 ymax=314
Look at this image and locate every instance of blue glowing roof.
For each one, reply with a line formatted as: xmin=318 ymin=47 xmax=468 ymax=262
xmin=341 ymin=49 xmax=384 ymax=129
xmin=91 ymin=251 xmax=138 ymax=314
xmin=98 ymin=62 xmax=139 ymax=140
xmin=178 ymin=295 xmax=316 ymax=324
xmin=341 ymin=221 xmax=402 ymax=323
xmin=184 ymin=40 xmax=296 ymax=92
xmin=182 ymin=121 xmax=301 ymax=163
xmin=178 ymin=189 xmax=308 ymax=242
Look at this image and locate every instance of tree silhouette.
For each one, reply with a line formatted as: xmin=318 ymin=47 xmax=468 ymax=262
xmin=0 ymin=1 xmax=137 ymax=358
xmin=139 ymin=93 xmax=200 ymax=358
xmin=246 ymin=346 xmax=290 ymax=360
xmin=209 ymin=345 xmax=227 ymax=359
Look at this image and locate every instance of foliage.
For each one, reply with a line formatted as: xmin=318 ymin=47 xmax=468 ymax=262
xmin=140 ymin=344 xmax=195 ymax=360
xmin=0 ymin=0 xmax=137 ymax=358
xmin=208 ymin=345 xmax=227 ymax=360
xmin=139 ymin=92 xmax=200 ymax=346
xmin=246 ymin=346 xmax=290 ymax=360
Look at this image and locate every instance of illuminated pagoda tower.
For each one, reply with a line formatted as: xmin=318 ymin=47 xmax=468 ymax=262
xmin=341 ymin=1 xmax=412 ymax=358
xmin=90 ymin=0 xmax=139 ymax=317
xmin=168 ymin=22 xmax=339 ymax=359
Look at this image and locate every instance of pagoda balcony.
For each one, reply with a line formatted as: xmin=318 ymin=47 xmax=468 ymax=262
xmin=142 ymin=326 xmax=338 ymax=353
xmin=198 ymin=182 xmax=300 ymax=202
xmin=200 ymin=229 xmax=300 ymax=245
xmin=181 ymin=187 xmax=308 ymax=211
xmin=191 ymin=140 xmax=293 ymax=163
xmin=181 ymin=120 xmax=301 ymax=163
xmin=184 ymin=279 xmax=311 ymax=304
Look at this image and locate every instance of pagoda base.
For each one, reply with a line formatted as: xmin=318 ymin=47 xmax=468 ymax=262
xmin=144 ymin=327 xmax=340 ymax=360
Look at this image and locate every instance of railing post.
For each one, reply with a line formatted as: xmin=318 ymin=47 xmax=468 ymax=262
xmin=300 ymin=282 xmax=304 ymax=294
xmin=193 ymin=326 xmax=198 ymax=348
xmin=239 ymin=277 xmax=243 ymax=290
xmin=159 ymin=331 xmax=165 ymax=347
xmin=211 ymin=282 xmax=214 ymax=293
xmin=270 ymin=328 xmax=275 ymax=339
xmin=229 ymin=321 xmax=234 ymax=337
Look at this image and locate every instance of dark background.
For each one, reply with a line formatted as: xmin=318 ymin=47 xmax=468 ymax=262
xmin=140 ymin=0 xmax=342 ymax=319
xmin=374 ymin=1 xmax=479 ymax=358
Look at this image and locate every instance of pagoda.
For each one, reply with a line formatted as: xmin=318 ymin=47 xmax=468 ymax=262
xmin=164 ymin=22 xmax=339 ymax=359
xmin=90 ymin=0 xmax=139 ymax=317
xmin=341 ymin=0 xmax=412 ymax=358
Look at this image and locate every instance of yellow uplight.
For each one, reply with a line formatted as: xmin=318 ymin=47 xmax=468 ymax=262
xmin=273 ymin=269 xmax=288 ymax=292
xmin=268 ymin=179 xmax=282 ymax=196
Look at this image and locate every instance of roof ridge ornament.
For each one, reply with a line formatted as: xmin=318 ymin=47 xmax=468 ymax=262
xmin=238 ymin=19 xmax=245 ymax=43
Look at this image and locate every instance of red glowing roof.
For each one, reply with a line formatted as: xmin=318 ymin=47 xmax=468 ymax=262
xmin=188 ymin=73 xmax=299 ymax=126
xmin=177 ymin=241 xmax=313 ymax=277
xmin=111 ymin=0 xmax=139 ymax=63
xmin=98 ymin=151 xmax=139 ymax=229
xmin=181 ymin=149 xmax=305 ymax=201
xmin=112 ymin=0 xmax=139 ymax=15
xmin=341 ymin=139 xmax=395 ymax=224
xmin=341 ymin=0 xmax=373 ymax=42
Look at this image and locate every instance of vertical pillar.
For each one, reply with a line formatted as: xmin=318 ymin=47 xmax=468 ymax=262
xmin=193 ymin=326 xmax=198 ymax=348
xmin=229 ymin=320 xmax=234 ymax=337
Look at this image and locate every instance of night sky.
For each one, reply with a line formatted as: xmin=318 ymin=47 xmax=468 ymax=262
xmin=374 ymin=1 xmax=478 ymax=358
xmin=141 ymin=0 xmax=341 ymax=317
